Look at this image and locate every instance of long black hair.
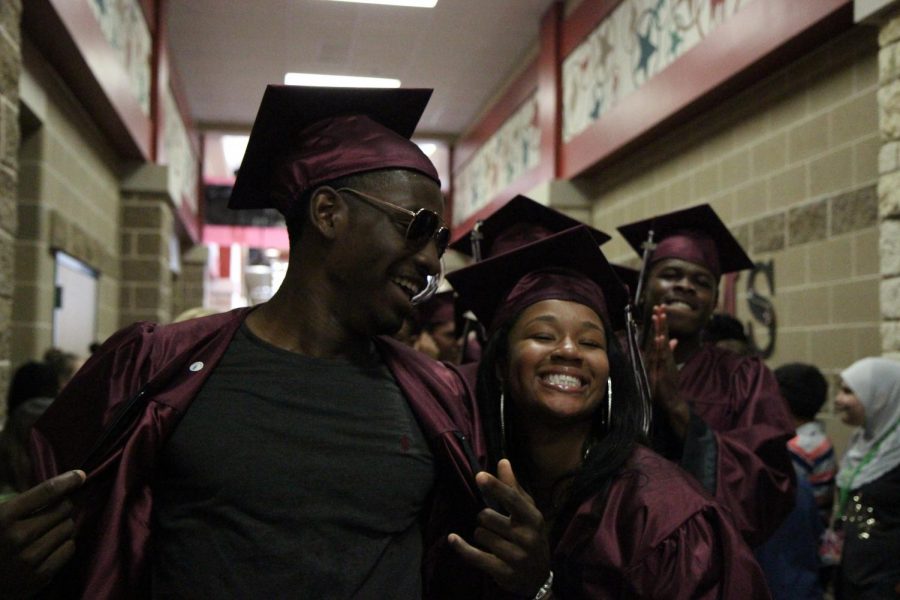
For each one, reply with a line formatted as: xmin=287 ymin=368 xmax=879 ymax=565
xmin=476 ymin=305 xmax=646 ymax=540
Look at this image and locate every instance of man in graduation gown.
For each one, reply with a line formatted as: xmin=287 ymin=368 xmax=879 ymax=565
xmin=618 ymin=204 xmax=796 ymax=548
xmin=1 ymin=86 xmax=521 ymax=598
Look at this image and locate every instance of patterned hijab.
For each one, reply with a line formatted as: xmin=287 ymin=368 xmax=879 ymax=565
xmin=837 ymin=357 xmax=900 ymax=490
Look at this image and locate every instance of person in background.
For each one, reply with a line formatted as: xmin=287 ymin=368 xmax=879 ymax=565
xmin=412 ymin=290 xmax=463 ymax=363
xmin=0 ymin=362 xmax=60 ymax=497
xmin=703 ymin=312 xmax=755 ymax=357
xmin=447 ymin=225 xmax=771 ymax=598
xmin=5 ymin=361 xmax=59 ymax=419
xmin=832 ymin=357 xmax=900 ymax=599
xmin=752 ymin=361 xmax=835 ymax=600
xmin=617 ymin=204 xmax=796 ymax=548
xmin=776 ymin=363 xmax=836 ymax=525
xmin=392 ymin=314 xmax=423 ymax=348
xmin=5 ymin=86 xmax=513 ymax=599
xmin=42 ymin=348 xmax=84 ymax=390
xmin=753 ymin=477 xmax=825 ymax=600
xmin=171 ymin=306 xmax=221 ymax=323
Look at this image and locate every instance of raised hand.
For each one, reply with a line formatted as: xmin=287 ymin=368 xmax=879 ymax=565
xmin=0 ymin=470 xmax=85 ymax=598
xmin=448 ymin=459 xmax=552 ymax=597
xmin=644 ymin=305 xmax=690 ymax=439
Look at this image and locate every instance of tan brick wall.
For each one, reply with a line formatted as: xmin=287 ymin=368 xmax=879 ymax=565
xmin=879 ymin=10 xmax=900 ymax=365
xmin=172 ymin=245 xmax=208 ymax=321
xmin=119 ymin=194 xmax=174 ymax=326
xmin=0 ymin=0 xmax=20 ymax=415
xmin=572 ymin=27 xmax=880 ymax=457
xmin=13 ymin=39 xmax=122 ymax=365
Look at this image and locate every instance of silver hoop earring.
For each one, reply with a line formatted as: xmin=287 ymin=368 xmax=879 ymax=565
xmin=499 ymin=391 xmax=507 ymax=455
xmin=606 ymin=377 xmax=613 ymax=427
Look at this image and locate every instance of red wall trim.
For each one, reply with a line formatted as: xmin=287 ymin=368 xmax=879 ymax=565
xmin=539 ymin=1 xmax=563 ymax=179
xmin=154 ymin=0 xmax=202 ymax=245
xmin=23 ymin=0 xmax=154 ymax=160
xmin=561 ymin=0 xmax=624 ymax=58
xmin=560 ymin=0 xmax=853 ymax=179
xmin=449 ymin=3 xmax=564 ymax=242
xmin=151 ymin=0 xmax=166 ymax=164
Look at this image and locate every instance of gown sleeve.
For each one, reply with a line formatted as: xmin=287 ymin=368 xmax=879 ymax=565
xmin=680 ymin=354 xmax=796 ymax=548
xmin=621 ymin=505 xmax=773 ymax=600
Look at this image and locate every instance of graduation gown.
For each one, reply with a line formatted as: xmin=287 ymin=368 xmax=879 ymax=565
xmin=657 ymin=344 xmax=796 ymax=548
xmin=29 ymin=308 xmax=486 ymax=598
xmin=553 ymin=446 xmax=772 ymax=599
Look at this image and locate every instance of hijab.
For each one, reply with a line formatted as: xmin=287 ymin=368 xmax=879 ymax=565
xmin=836 ymin=357 xmax=900 ymax=490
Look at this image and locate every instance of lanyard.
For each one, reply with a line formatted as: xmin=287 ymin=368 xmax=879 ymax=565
xmin=836 ymin=417 xmax=900 ymax=518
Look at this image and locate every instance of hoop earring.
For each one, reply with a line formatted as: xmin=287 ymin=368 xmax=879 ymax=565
xmin=606 ymin=377 xmax=613 ymax=428
xmin=500 ymin=391 xmax=507 ymax=456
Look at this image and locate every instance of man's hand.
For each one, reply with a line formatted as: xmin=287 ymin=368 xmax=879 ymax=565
xmin=644 ymin=305 xmax=690 ymax=439
xmin=448 ymin=459 xmax=552 ymax=597
xmin=0 ymin=470 xmax=85 ymax=598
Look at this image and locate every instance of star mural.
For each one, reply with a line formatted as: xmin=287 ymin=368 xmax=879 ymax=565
xmin=670 ymin=30 xmax=683 ymax=54
xmin=596 ymin=32 xmax=614 ymax=66
xmin=636 ymin=28 xmax=657 ymax=76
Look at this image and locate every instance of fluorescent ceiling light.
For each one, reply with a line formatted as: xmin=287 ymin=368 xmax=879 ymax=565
xmin=222 ymin=135 xmax=249 ymax=173
xmin=325 ymin=0 xmax=438 ymax=7
xmin=284 ymin=72 xmax=401 ymax=88
xmin=416 ymin=142 xmax=437 ymax=157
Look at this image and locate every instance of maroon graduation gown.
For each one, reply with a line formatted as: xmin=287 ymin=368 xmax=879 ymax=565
xmin=553 ymin=446 xmax=771 ymax=599
xmin=671 ymin=344 xmax=796 ymax=548
xmin=29 ymin=308 xmax=486 ymax=598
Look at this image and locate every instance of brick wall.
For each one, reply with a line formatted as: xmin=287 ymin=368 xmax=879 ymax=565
xmin=0 ymin=0 xmax=21 ymax=417
xmin=879 ymin=12 xmax=900 ymax=360
xmin=119 ymin=194 xmax=174 ymax=326
xmin=573 ymin=27 xmax=880 ymax=456
xmin=14 ymin=40 xmax=122 ymax=364
xmin=171 ymin=244 xmax=208 ymax=321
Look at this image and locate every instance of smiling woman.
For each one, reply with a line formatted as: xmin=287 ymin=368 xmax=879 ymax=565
xmin=832 ymin=357 xmax=900 ymax=599
xmin=445 ymin=226 xmax=770 ymax=599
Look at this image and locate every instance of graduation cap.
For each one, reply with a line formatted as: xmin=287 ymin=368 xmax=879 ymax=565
xmin=449 ymin=195 xmax=611 ymax=260
xmin=616 ymin=204 xmax=753 ymax=280
xmin=446 ymin=226 xmax=628 ymax=334
xmin=229 ymin=86 xmax=440 ymax=213
xmin=611 ymin=264 xmax=640 ymax=300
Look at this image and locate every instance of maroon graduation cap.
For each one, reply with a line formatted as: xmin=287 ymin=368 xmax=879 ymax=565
xmin=611 ymin=264 xmax=640 ymax=300
xmin=229 ymin=85 xmax=439 ymax=213
xmin=446 ymin=225 xmax=628 ymax=333
xmin=449 ymin=195 xmax=611 ymax=260
xmin=616 ymin=203 xmax=753 ymax=280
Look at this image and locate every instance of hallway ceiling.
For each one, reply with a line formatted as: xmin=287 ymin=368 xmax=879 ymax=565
xmin=166 ymin=0 xmax=558 ymax=138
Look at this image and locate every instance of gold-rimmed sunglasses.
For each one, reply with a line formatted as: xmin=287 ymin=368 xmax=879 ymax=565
xmin=337 ymin=187 xmax=450 ymax=257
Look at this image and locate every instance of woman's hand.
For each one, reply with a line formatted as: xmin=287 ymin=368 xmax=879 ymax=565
xmin=448 ymin=459 xmax=552 ymax=597
xmin=644 ymin=305 xmax=690 ymax=439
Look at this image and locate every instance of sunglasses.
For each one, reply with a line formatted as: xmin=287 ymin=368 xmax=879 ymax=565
xmin=337 ymin=187 xmax=450 ymax=257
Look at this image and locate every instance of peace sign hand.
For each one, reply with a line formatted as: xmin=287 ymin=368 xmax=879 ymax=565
xmin=448 ymin=459 xmax=552 ymax=597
